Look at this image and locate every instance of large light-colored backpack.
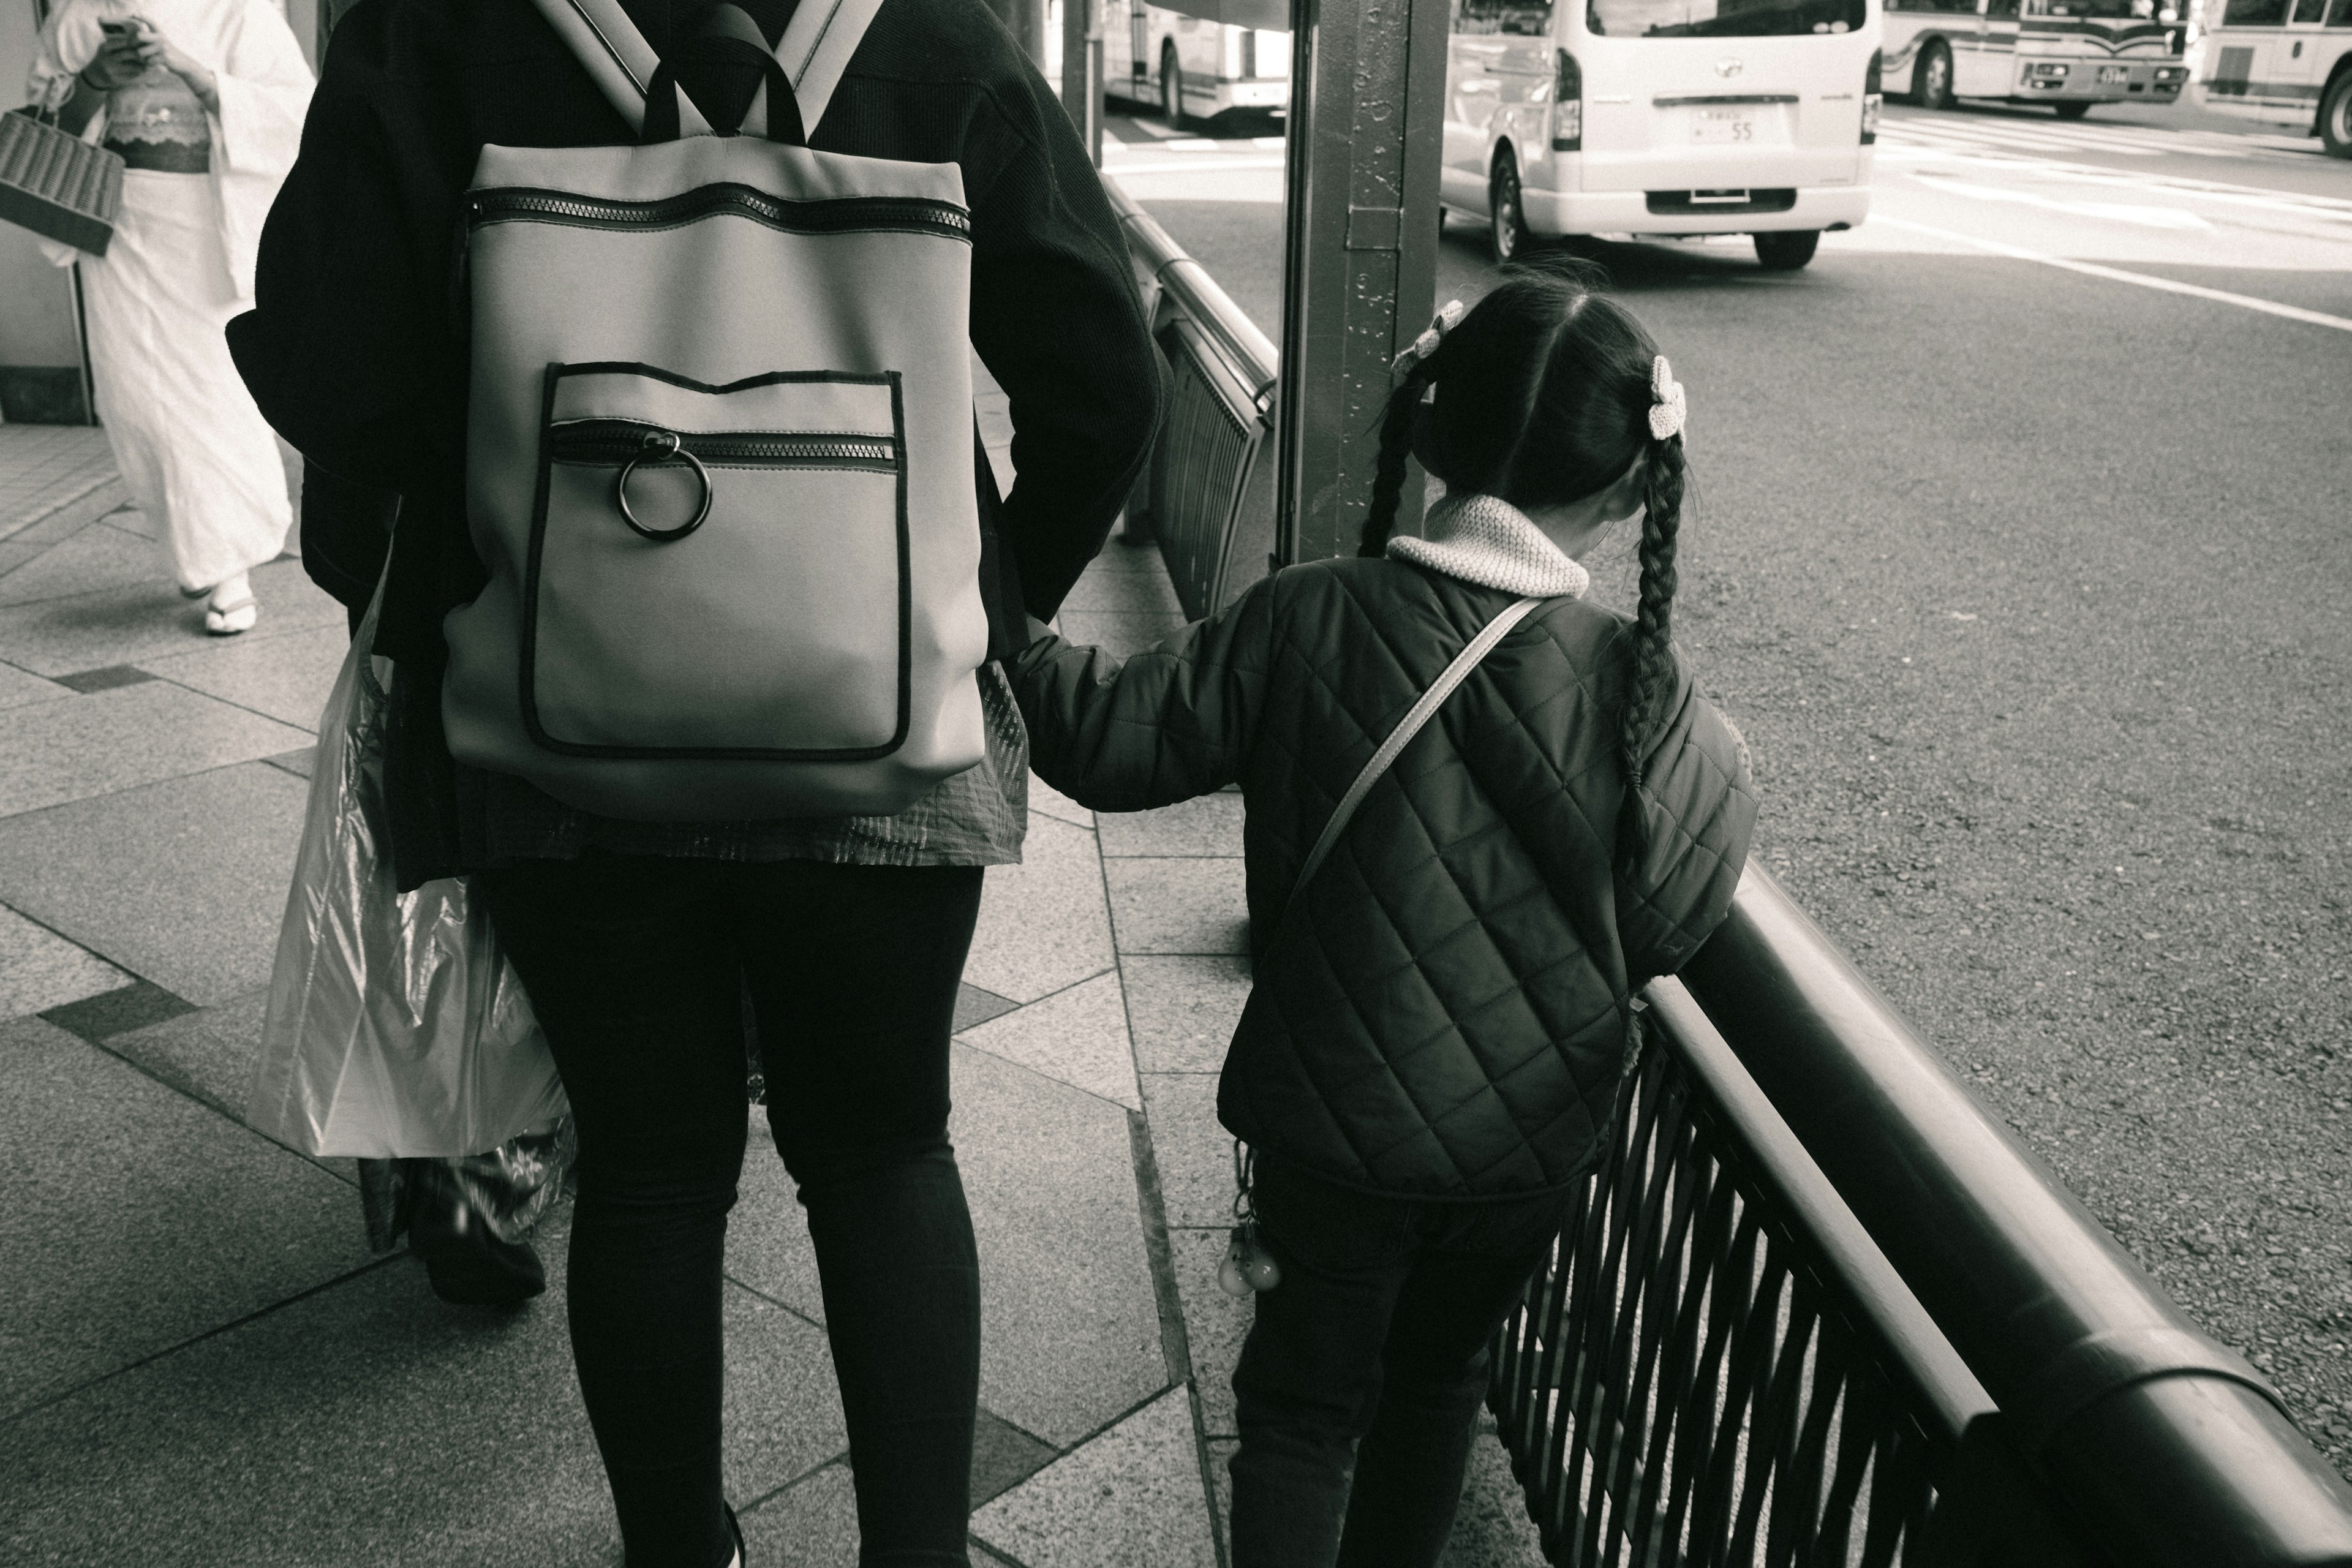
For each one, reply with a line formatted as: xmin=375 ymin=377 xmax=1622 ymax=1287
xmin=442 ymin=0 xmax=990 ymax=821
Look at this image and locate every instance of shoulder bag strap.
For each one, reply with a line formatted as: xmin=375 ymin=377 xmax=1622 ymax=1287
xmin=1286 ymin=595 xmax=1544 ymax=911
xmin=527 ymin=0 xmax=883 ymax=139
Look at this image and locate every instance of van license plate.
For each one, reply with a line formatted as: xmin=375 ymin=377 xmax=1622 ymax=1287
xmin=2097 ymin=65 xmax=2128 ymax=83
xmin=1691 ymin=110 xmax=1757 ymax=144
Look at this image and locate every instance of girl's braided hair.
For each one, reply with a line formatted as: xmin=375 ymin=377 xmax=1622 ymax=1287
xmin=1358 ymin=260 xmax=1689 ymax=873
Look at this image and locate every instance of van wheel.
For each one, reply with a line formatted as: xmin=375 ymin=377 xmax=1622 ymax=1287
xmin=2054 ymin=100 xmax=2090 ymax=119
xmin=1159 ymin=44 xmax=1188 ymax=129
xmin=1754 ymin=230 xmax=1820 ymax=270
xmin=1914 ymin=41 xmax=1954 ymax=110
xmin=2320 ymin=70 xmax=2352 ymax=158
xmin=1490 ymin=150 xmax=1530 ymax=262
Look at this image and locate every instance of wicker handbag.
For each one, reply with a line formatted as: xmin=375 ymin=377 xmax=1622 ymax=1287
xmin=0 ymin=106 xmax=123 ymax=255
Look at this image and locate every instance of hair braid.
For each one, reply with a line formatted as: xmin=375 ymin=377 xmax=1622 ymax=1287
xmin=1616 ymin=432 xmax=1686 ymax=870
xmin=1358 ymin=356 xmax=1438 ymax=558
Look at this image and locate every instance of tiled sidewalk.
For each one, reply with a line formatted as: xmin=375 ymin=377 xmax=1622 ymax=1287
xmin=0 ymin=410 xmax=1544 ymax=1566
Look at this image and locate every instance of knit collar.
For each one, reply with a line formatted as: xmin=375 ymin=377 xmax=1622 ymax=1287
xmin=1386 ymin=492 xmax=1590 ymax=600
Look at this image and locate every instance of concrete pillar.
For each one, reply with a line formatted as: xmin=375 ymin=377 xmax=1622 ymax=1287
xmin=984 ymin=0 xmax=1051 ymax=74
xmin=1273 ymin=0 xmax=1452 ymax=564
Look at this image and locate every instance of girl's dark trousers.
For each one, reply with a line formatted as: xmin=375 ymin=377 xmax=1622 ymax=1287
xmin=1228 ymin=1155 xmax=1575 ymax=1568
xmin=477 ymin=853 xmax=986 ymax=1568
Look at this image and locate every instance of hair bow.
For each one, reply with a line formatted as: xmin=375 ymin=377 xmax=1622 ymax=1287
xmin=1391 ymin=299 xmax=1467 ymax=378
xmin=1648 ymin=355 xmax=1687 ymax=442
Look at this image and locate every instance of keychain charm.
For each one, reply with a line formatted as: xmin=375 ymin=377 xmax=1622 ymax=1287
xmin=1219 ymin=1142 xmax=1283 ymax=1296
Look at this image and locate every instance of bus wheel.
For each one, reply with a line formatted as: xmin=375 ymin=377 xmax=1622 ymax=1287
xmin=1490 ymin=151 xmax=1530 ymax=262
xmin=1754 ymin=230 xmax=1820 ymax=270
xmin=1915 ymin=42 xmax=1954 ymax=110
xmin=1159 ymin=44 xmax=1188 ymax=130
xmin=2321 ymin=71 xmax=2352 ymax=158
xmin=2054 ymin=100 xmax=2091 ymax=119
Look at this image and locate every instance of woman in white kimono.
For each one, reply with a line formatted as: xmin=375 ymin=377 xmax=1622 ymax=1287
xmin=32 ymin=0 xmax=311 ymax=634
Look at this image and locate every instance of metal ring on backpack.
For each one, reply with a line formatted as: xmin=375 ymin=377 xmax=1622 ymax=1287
xmin=615 ymin=429 xmax=713 ymax=542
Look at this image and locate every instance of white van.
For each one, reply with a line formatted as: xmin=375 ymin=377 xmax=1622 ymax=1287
xmin=1440 ymin=0 xmax=1882 ymax=270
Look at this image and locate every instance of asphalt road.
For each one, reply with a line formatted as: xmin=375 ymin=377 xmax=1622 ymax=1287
xmin=1102 ymin=103 xmax=2352 ymax=1478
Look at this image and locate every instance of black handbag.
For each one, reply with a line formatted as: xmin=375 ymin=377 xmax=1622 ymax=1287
xmin=0 ymin=105 xmax=124 ymax=255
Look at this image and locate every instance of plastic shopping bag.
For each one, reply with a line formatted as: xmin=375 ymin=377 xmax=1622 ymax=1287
xmin=246 ymin=590 xmax=567 ymax=1158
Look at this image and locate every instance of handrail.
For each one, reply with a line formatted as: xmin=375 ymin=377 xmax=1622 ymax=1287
xmin=1101 ymin=175 xmax=1280 ymax=402
xmin=1679 ymin=870 xmax=2352 ymax=1565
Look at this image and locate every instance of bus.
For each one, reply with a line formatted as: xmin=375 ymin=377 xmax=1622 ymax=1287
xmin=1880 ymin=0 xmax=2191 ymax=118
xmin=1096 ymin=0 xmax=1292 ymax=126
xmin=2188 ymin=0 xmax=2352 ymax=154
xmin=1439 ymin=0 xmax=1881 ymax=271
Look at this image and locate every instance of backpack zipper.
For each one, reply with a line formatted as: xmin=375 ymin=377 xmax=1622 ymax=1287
xmin=551 ymin=420 xmax=899 ymax=474
xmin=470 ymin=184 xmax=972 ymax=244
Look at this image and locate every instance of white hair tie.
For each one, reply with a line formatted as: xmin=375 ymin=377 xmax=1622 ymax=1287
xmin=1649 ymin=355 xmax=1687 ymax=442
xmin=1391 ymin=299 xmax=1467 ymax=378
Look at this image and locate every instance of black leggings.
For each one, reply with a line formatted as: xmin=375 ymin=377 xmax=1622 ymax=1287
xmin=478 ymin=854 xmax=986 ymax=1568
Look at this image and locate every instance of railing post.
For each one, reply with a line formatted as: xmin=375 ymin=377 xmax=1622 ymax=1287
xmin=1273 ymin=0 xmax=1452 ymax=565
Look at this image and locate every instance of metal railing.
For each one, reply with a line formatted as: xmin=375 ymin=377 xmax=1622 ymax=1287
xmin=1102 ymin=176 xmax=1279 ymax=619
xmin=1491 ymin=869 xmax=2352 ymax=1566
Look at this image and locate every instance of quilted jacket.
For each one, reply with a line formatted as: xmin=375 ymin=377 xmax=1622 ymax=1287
xmin=1012 ymin=552 xmax=1757 ymax=1202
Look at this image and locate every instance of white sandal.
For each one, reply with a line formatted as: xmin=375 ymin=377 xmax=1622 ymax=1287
xmin=204 ymin=592 xmax=259 ymax=636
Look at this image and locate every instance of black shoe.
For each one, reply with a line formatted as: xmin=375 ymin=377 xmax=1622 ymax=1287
xmin=408 ymin=1167 xmax=547 ymax=1307
xmin=725 ymin=1502 xmax=747 ymax=1566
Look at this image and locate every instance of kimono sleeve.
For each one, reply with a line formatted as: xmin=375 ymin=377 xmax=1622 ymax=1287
xmin=209 ymin=0 xmax=315 ymax=297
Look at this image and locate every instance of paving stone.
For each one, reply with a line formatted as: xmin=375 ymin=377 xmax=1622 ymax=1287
xmin=1139 ymin=1072 xmax=1234 ymax=1230
xmin=1096 ymin=791 xmax=1247 ymax=858
xmin=748 ymin=1461 xmax=859 ymax=1567
xmin=1057 ymin=609 xmax=1189 ymax=662
xmin=265 ymin=746 xmax=315 ymax=780
xmin=1078 ymin=532 xmax=1166 ymax=574
xmin=1060 ymin=559 xmax=1185 ymax=616
xmin=965 ymin=814 xmax=1115 ymax=1005
xmin=954 ymin=981 xmax=1019 ymax=1033
xmin=50 ymin=662 xmax=154 ymax=693
xmin=0 ymin=677 xmax=311 ymax=819
xmin=954 ymin=1044 xmax=1166 ymax=1447
xmin=1439 ymin=1415 xmax=1549 ymax=1567
xmin=1169 ymin=1225 xmax=1253 ymax=1438
xmin=0 ymin=519 xmax=159 ymax=608
xmin=972 ymin=1406 xmax=1061 ymax=1507
xmin=1028 ymin=769 xmax=1094 ymax=829
xmin=0 ymin=557 xmax=337 ymax=678
xmin=0 ymin=902 xmax=129 ymax=1020
xmin=139 ymin=621 xmax=347 ymax=729
xmin=1121 ymin=954 xmax=1252 ymax=1074
xmin=0 ymin=1202 xmax=845 ymax=1568
xmin=0 ymin=1017 xmax=374 ymax=1419
xmin=958 ymin=971 xmax=1141 ymax=1111
xmin=1105 ymin=857 xmax=1250 ymax=956
xmin=36 ymin=978 xmax=195 ymax=1042
xmin=731 ymin=1046 xmax=1163 ymax=1448
xmin=100 ymin=505 xmax=160 ymax=541
xmin=969 ymin=1387 xmax=1216 ymax=1568
xmin=0 ymin=763 xmax=307 ymax=1005
xmin=0 ymin=658 xmax=70 ymax=712
xmin=105 ymin=986 xmax=273 ymax=1126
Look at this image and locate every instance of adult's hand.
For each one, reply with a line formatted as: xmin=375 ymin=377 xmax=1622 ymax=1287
xmin=133 ymin=19 xmax=220 ymax=115
xmin=75 ymin=30 xmax=149 ymax=93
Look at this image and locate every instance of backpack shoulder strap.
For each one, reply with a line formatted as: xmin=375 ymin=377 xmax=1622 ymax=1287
xmin=761 ymin=0 xmax=886 ymax=135
xmin=1285 ymin=595 xmax=1544 ymax=911
xmin=529 ymin=0 xmax=883 ymax=140
xmin=528 ymin=0 xmax=712 ymax=135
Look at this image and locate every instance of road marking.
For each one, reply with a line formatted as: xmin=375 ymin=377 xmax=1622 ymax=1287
xmin=1909 ymin=172 xmax=2212 ymax=228
xmin=1874 ymin=216 xmax=2352 ymax=333
xmin=1881 ymin=140 xmax=2352 ymax=224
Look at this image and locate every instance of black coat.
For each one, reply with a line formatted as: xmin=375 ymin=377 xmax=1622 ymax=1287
xmin=1014 ymin=558 xmax=1757 ymax=1200
xmin=228 ymin=0 xmax=1163 ymax=883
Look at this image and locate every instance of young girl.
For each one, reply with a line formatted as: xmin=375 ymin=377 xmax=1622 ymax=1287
xmin=1011 ymin=266 xmax=1756 ymax=1568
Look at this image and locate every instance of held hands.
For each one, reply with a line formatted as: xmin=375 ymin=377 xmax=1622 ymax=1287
xmin=82 ymin=18 xmax=219 ymax=115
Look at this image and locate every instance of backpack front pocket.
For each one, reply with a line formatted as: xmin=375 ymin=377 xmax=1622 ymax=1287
xmin=522 ymin=363 xmax=911 ymax=761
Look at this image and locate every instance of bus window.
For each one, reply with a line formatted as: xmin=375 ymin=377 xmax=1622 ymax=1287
xmin=2024 ymin=0 xmax=2134 ymax=14
xmin=1460 ymin=0 xmax=1556 ymax=33
xmin=2329 ymin=0 xmax=2352 ymax=24
xmin=1587 ymin=0 xmax=1867 ymax=35
xmin=1888 ymin=0 xmax=1977 ymax=13
xmin=2220 ymin=0 xmax=2287 ymax=21
xmin=1990 ymin=0 xmax=2021 ymax=17
xmin=2289 ymin=0 xmax=2324 ymax=20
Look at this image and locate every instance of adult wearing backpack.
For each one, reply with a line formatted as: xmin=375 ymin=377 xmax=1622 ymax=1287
xmin=228 ymin=0 xmax=1162 ymax=1560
